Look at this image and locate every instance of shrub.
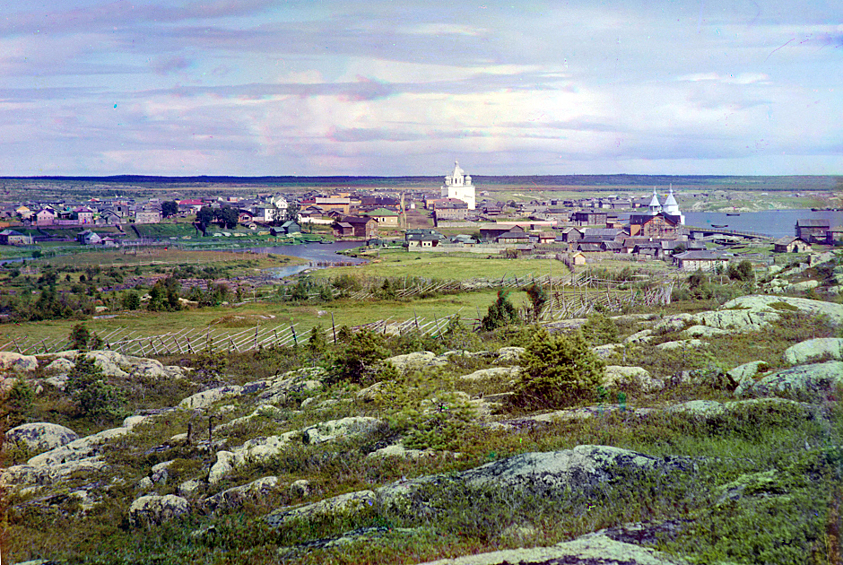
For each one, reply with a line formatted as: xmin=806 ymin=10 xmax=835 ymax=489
xmin=511 ymin=327 xmax=605 ymax=409
xmin=580 ymin=313 xmax=620 ymax=346
xmin=328 ymin=329 xmax=389 ymax=384
xmin=481 ymin=290 xmax=520 ymax=331
xmin=66 ymin=354 xmax=124 ymax=418
xmin=523 ymin=283 xmax=549 ymax=322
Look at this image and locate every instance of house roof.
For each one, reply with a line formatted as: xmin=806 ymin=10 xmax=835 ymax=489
xmin=628 ymin=213 xmax=680 ymax=225
xmin=796 ymin=219 xmax=830 ymax=227
xmin=365 ymin=208 xmax=398 ymax=217
xmin=673 ymin=250 xmax=728 ymax=260
xmin=577 ymin=243 xmax=602 ymax=252
xmin=341 ymin=215 xmax=376 ymax=225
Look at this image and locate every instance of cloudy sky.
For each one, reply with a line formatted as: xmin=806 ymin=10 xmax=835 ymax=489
xmin=1 ymin=0 xmax=841 ymax=176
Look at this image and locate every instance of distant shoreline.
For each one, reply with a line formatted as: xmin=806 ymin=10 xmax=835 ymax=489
xmin=1 ymin=174 xmax=840 ymax=189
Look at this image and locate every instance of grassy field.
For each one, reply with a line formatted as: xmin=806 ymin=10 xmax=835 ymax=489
xmin=315 ymin=249 xmax=582 ymax=281
xmin=0 ymin=289 xmax=524 ymax=349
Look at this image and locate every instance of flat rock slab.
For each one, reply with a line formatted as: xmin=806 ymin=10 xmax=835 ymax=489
xmin=460 ymin=446 xmax=672 ymax=493
xmin=414 ymin=533 xmax=687 ymax=565
xmin=266 ymin=446 xmax=685 ymax=528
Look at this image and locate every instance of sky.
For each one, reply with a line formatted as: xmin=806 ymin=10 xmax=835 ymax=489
xmin=1 ymin=0 xmax=841 ymax=177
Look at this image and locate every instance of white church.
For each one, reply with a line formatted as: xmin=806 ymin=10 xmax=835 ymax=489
xmin=440 ymin=160 xmax=476 ymax=210
xmin=646 ymin=186 xmax=685 ymax=225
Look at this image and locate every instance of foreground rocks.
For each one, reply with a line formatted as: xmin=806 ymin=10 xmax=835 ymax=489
xmin=266 ymin=446 xmax=685 ymax=528
xmin=415 ymin=533 xmax=688 ymax=565
xmin=5 ymin=422 xmax=79 ymax=454
xmin=129 ymin=494 xmax=190 ymax=527
xmin=735 ymin=360 xmax=843 ymax=401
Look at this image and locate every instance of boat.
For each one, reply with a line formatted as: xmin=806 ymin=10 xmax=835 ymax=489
xmin=711 ymin=224 xmax=728 ymax=228
xmin=726 ymin=213 xmax=740 ymax=216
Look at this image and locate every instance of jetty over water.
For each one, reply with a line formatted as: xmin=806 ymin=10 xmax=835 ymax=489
xmin=684 ymin=225 xmax=773 ymax=240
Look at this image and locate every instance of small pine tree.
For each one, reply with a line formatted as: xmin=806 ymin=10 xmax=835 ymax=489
xmin=481 ymin=290 xmax=520 ymax=331
xmin=329 ymin=329 xmax=388 ymax=384
xmin=69 ymin=323 xmax=91 ymax=350
xmin=524 ymin=283 xmax=549 ymax=322
xmin=512 ymin=327 xmax=605 ymax=409
xmin=307 ymin=325 xmax=327 ymax=355
xmin=122 ymin=290 xmax=141 ymax=310
xmin=66 ymin=354 xmax=124 ymax=418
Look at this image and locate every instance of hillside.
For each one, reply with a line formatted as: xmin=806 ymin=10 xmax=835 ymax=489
xmin=2 ymin=285 xmax=843 ymax=564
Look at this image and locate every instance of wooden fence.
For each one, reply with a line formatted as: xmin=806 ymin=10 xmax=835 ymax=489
xmin=1 ymin=273 xmax=676 ymax=356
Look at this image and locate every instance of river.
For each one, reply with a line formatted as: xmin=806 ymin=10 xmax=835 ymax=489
xmin=617 ymin=209 xmax=842 ymax=238
xmin=682 ymin=209 xmax=843 ymax=238
xmin=244 ymin=241 xmax=368 ymax=278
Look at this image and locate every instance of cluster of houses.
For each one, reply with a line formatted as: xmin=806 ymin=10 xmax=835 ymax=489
xmin=1 ymin=167 xmax=840 ymax=277
xmin=772 ymin=219 xmax=843 ymax=253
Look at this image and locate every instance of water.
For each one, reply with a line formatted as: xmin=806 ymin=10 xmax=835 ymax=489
xmin=243 ymin=241 xmax=368 ymax=278
xmin=682 ymin=209 xmax=843 ymax=238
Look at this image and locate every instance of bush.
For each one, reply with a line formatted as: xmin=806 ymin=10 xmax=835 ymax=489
xmin=328 ymin=329 xmax=389 ymax=384
xmin=481 ymin=290 xmax=520 ymax=331
xmin=66 ymin=354 xmax=124 ymax=418
xmin=511 ymin=327 xmax=605 ymax=409
xmin=523 ymin=283 xmax=548 ymax=322
xmin=580 ymin=313 xmax=619 ymax=346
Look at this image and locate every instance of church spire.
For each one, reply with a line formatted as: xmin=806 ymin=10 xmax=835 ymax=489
xmin=648 ymin=188 xmax=662 ymax=215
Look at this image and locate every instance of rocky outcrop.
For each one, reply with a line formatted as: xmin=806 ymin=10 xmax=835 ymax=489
xmin=383 ymin=351 xmax=447 ymax=372
xmin=266 ymin=490 xmax=377 ymax=527
xmin=28 ymin=425 xmax=131 ymax=467
xmin=666 ymin=398 xmax=811 ymax=421
xmin=604 ymin=366 xmax=663 ymax=393
xmin=414 ymin=533 xmax=688 ymax=564
xmin=129 ymin=494 xmax=190 ymax=527
xmin=784 ymin=338 xmax=843 ymax=365
xmin=257 ymin=367 xmax=324 ymax=405
xmin=655 ymin=339 xmax=704 ymax=351
xmin=41 ymin=350 xmax=188 ymax=380
xmin=493 ymin=346 xmax=525 ymax=364
xmin=206 ymin=476 xmax=279 ymax=511
xmin=179 ymin=384 xmax=244 ymax=410
xmin=301 ymin=416 xmax=381 ymax=445
xmin=727 ymin=361 xmax=769 ymax=385
xmin=719 ymin=295 xmax=843 ymax=326
xmin=735 ymin=361 xmax=843 ymax=400
xmin=457 ymin=366 xmax=519 ymax=383
xmin=209 ymin=417 xmax=381 ymax=484
xmin=0 ymin=458 xmax=108 ymax=493
xmin=0 ymin=352 xmax=38 ymax=374
xmin=267 ymin=446 xmax=682 ymax=529
xmin=5 ymin=422 xmax=79 ymax=453
xmin=459 ymin=446 xmax=675 ymax=493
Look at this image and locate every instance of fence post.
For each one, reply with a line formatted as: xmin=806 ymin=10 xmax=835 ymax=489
xmin=290 ymin=324 xmax=297 ymax=347
xmin=331 ymin=312 xmax=337 ymax=343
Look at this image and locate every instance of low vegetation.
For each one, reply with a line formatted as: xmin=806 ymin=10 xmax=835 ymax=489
xmin=1 ymin=243 xmax=842 ymax=565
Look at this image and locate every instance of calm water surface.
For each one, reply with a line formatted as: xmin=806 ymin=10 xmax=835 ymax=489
xmin=683 ymin=209 xmax=843 ymax=238
xmin=244 ymin=241 xmax=367 ymax=278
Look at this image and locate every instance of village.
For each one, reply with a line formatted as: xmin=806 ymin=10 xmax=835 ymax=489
xmin=1 ymin=163 xmax=841 ymax=273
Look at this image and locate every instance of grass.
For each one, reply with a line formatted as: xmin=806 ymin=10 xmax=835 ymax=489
xmin=8 ymin=386 xmax=839 ymax=565
xmin=3 ymin=234 xmax=842 ymax=564
xmin=312 ymin=248 xmax=588 ymax=281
